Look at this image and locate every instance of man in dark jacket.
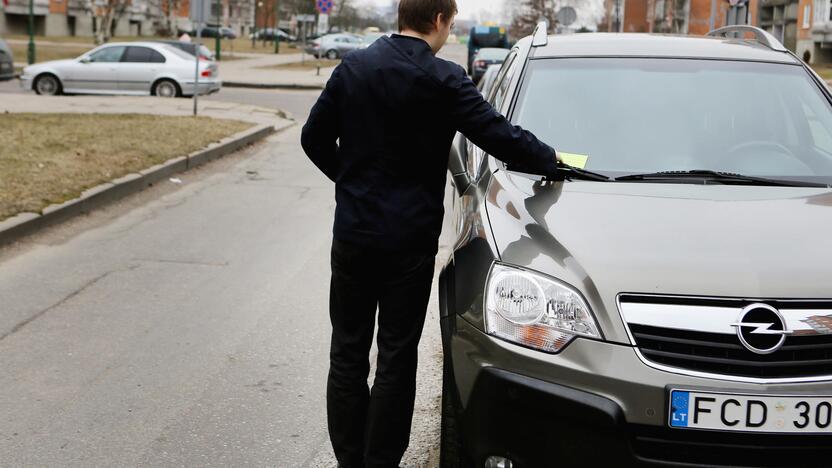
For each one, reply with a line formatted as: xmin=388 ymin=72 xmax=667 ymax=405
xmin=301 ymin=1 xmax=559 ymax=466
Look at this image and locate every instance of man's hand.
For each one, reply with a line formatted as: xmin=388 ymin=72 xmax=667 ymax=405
xmin=555 ymin=150 xmax=563 ymax=165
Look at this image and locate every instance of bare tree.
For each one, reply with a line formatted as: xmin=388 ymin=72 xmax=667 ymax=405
xmin=164 ymin=0 xmax=185 ymax=36
xmin=509 ymin=0 xmax=556 ymax=39
xmin=82 ymin=0 xmax=131 ymax=44
xmin=331 ymin=0 xmax=360 ymax=32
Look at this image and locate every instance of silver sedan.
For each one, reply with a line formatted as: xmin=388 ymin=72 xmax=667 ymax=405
xmin=19 ymin=41 xmax=221 ymax=97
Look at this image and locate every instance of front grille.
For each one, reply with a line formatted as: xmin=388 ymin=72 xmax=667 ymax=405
xmin=630 ymin=323 xmax=832 ymax=378
xmin=630 ymin=424 xmax=832 ymax=467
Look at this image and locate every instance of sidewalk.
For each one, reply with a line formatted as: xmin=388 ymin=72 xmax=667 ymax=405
xmin=218 ymin=52 xmax=334 ymax=89
xmin=0 ymin=94 xmax=292 ymax=128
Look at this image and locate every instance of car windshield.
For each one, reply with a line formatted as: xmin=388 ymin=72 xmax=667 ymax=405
xmin=514 ymin=58 xmax=832 ymax=184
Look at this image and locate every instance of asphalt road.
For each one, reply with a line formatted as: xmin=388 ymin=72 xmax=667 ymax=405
xmin=0 ymin=43 xmax=468 ymax=467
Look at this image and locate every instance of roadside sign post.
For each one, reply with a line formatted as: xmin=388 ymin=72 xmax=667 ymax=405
xmin=191 ymin=0 xmax=211 ymax=117
xmin=315 ymin=0 xmax=333 ymax=76
xmin=297 ymin=14 xmax=316 ymax=65
xmin=27 ymin=0 xmax=35 ymax=64
xmin=193 ymin=26 xmax=202 ymax=117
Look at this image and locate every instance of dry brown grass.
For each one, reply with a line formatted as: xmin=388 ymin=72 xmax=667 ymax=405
xmin=9 ymin=41 xmax=247 ymax=64
xmin=813 ymin=66 xmax=832 ymax=82
xmin=0 ymin=113 xmax=252 ymax=221
xmin=219 ymin=38 xmax=302 ymax=55
xmin=6 ymin=35 xmax=302 ymax=59
xmin=259 ymin=58 xmax=340 ymax=71
xmin=9 ymin=43 xmax=90 ymax=63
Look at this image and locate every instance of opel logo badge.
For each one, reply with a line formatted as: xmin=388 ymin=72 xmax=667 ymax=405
xmin=731 ymin=303 xmax=792 ymax=354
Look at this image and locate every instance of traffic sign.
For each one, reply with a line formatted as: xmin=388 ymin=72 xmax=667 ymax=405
xmin=190 ymin=0 xmax=212 ymax=24
xmin=316 ymin=0 xmax=334 ymax=14
xmin=557 ymin=6 xmax=577 ymax=27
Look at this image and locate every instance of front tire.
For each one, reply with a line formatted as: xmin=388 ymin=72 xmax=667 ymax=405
xmin=152 ymin=79 xmax=180 ymax=98
xmin=440 ymin=355 xmax=464 ymax=468
xmin=325 ymin=49 xmax=338 ymax=60
xmin=34 ymin=73 xmax=62 ymax=96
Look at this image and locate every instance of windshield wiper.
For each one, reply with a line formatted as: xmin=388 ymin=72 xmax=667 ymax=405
xmin=552 ymin=163 xmax=610 ymax=182
xmin=615 ymin=170 xmax=829 ymax=188
xmin=504 ymin=163 xmax=610 ymax=182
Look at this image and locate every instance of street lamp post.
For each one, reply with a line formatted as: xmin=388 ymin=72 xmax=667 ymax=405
xmin=215 ymin=0 xmax=221 ymax=61
xmin=252 ymin=0 xmax=257 ymax=48
xmin=27 ymin=0 xmax=35 ymax=64
xmin=273 ymin=0 xmax=279 ymax=54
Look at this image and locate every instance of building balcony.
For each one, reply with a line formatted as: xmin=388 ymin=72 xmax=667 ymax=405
xmin=2 ymin=0 xmax=50 ymax=16
xmin=812 ymin=21 xmax=832 ymax=43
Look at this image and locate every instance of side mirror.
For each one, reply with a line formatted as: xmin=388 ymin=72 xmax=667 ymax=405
xmin=448 ymin=134 xmax=470 ymax=197
xmin=80 ymin=57 xmax=91 ymax=64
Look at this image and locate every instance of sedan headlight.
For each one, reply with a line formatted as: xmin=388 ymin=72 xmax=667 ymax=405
xmin=484 ymin=263 xmax=602 ymax=353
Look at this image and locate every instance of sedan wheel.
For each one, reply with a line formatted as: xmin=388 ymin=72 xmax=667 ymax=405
xmin=34 ymin=74 xmax=61 ymax=96
xmin=154 ymin=80 xmax=178 ymax=98
xmin=326 ymin=49 xmax=338 ymax=60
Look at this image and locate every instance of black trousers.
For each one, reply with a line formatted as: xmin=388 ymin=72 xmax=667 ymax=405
xmin=327 ymin=238 xmax=436 ymax=468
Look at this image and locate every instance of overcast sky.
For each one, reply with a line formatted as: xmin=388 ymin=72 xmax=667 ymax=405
xmin=355 ymin=0 xmax=604 ymax=26
xmin=357 ymin=0 xmax=506 ymax=21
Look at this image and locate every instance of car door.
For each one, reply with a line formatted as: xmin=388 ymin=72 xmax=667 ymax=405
xmin=118 ymin=46 xmax=166 ymax=94
xmin=344 ymin=36 xmax=362 ymax=54
xmin=63 ymin=45 xmax=125 ymax=93
xmin=466 ymin=50 xmax=519 ymax=180
xmin=331 ymin=36 xmax=347 ymax=55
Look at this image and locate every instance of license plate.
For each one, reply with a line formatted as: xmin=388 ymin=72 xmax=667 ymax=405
xmin=669 ymin=389 xmax=832 ymax=433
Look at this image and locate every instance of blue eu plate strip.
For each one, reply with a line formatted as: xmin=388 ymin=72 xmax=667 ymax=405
xmin=670 ymin=391 xmax=690 ymax=427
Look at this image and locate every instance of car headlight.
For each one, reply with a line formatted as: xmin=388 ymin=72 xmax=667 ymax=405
xmin=484 ymin=263 xmax=602 ymax=353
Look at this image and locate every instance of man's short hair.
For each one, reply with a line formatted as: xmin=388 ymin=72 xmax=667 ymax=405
xmin=398 ymin=0 xmax=458 ymax=34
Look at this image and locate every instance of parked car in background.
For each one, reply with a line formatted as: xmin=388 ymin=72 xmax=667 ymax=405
xmin=360 ymin=32 xmax=388 ymax=49
xmin=20 ymin=42 xmax=220 ymax=97
xmin=475 ymin=63 xmax=501 ymax=97
xmin=470 ymin=47 xmax=510 ymax=84
xmin=250 ymin=28 xmax=297 ymax=42
xmin=441 ymin=24 xmax=832 ymax=467
xmin=0 ymin=38 xmax=14 ymax=81
xmin=193 ymin=26 xmax=237 ymax=39
xmin=304 ymin=33 xmax=362 ymax=59
xmin=152 ymin=40 xmax=214 ymax=61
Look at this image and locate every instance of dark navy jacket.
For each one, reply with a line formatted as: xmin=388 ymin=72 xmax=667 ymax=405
xmin=301 ymin=34 xmax=557 ymax=254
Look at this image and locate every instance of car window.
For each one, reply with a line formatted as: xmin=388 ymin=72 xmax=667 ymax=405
xmin=514 ymin=58 xmax=832 ymax=182
xmin=88 ymin=46 xmax=126 ymax=63
xmin=488 ymin=50 xmax=518 ymax=112
xmin=465 ymin=52 xmax=518 ymax=180
xmin=122 ymin=46 xmax=165 ymax=63
xmin=162 ymin=45 xmax=196 ymax=61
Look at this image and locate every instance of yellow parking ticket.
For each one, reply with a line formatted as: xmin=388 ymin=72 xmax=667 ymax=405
xmin=558 ymin=151 xmax=589 ymax=169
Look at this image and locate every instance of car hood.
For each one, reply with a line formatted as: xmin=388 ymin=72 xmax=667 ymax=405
xmin=24 ymin=59 xmax=76 ymax=71
xmin=485 ymin=170 xmax=832 ymax=343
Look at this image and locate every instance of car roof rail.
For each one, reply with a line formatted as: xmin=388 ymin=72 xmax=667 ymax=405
xmin=706 ymin=25 xmax=788 ymax=52
xmin=531 ymin=21 xmax=549 ymax=47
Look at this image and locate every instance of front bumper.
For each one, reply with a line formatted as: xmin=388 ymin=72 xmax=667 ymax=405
xmin=181 ymin=79 xmax=222 ymax=96
xmin=19 ymin=75 xmax=33 ymax=90
xmin=450 ymin=316 xmax=832 ymax=467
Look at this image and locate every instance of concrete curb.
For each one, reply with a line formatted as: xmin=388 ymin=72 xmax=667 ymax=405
xmin=223 ymin=81 xmax=325 ymax=90
xmin=0 ymin=122 xmax=279 ymax=248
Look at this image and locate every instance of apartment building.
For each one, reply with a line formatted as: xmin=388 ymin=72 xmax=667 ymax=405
xmin=600 ymin=0 xmax=824 ymax=62
xmin=0 ymin=0 xmax=254 ymax=38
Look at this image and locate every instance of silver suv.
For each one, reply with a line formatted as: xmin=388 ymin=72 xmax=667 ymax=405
xmin=440 ymin=25 xmax=832 ymax=467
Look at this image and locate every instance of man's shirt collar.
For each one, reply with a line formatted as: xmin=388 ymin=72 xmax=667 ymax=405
xmin=390 ymin=33 xmax=433 ymax=54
